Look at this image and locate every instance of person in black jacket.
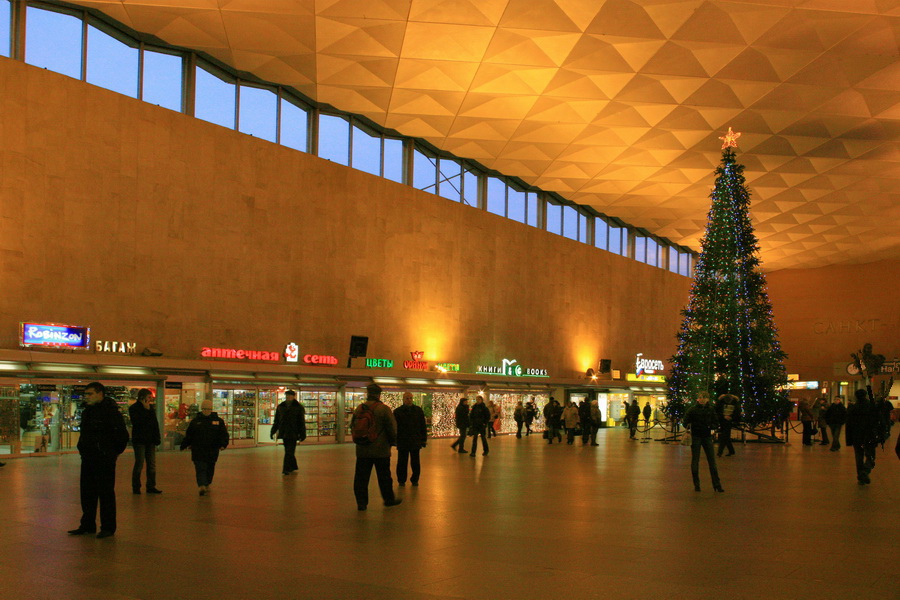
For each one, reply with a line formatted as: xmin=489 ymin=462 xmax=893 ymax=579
xmin=683 ymin=391 xmax=723 ymax=493
xmin=524 ymin=398 xmax=537 ymax=436
xmin=824 ymin=396 xmax=847 ymax=451
xmin=450 ymin=397 xmax=469 ymax=453
xmin=627 ymin=400 xmax=641 ymax=439
xmin=846 ymin=388 xmax=882 ymax=485
xmin=270 ymin=390 xmax=306 ymax=476
xmin=180 ymin=399 xmax=229 ymax=496
xmin=129 ymin=388 xmax=162 ymax=494
xmin=68 ymin=382 xmax=129 ymax=538
xmin=578 ymin=399 xmax=592 ymax=444
xmin=469 ymin=396 xmax=491 ymax=457
xmin=543 ymin=398 xmax=563 ymax=444
xmin=715 ymin=394 xmax=741 ymax=457
xmin=394 ymin=392 xmax=427 ymax=486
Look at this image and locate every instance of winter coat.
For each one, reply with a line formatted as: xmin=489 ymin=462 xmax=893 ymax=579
xmin=352 ymin=400 xmax=397 ymax=458
xmin=394 ymin=403 xmax=427 ymax=449
xmin=129 ymin=401 xmax=161 ymax=446
xmin=627 ymin=403 xmax=641 ymax=423
xmin=524 ymin=403 xmax=537 ymax=423
xmin=642 ymin=404 xmax=652 ymax=420
xmin=513 ymin=406 xmax=525 ymax=423
xmin=716 ymin=399 xmax=742 ymax=427
xmin=578 ymin=401 xmax=592 ymax=425
xmin=824 ymin=403 xmax=847 ymax=426
xmin=78 ymin=397 xmax=129 ymax=460
xmin=272 ymin=399 xmax=306 ymax=442
xmin=590 ymin=401 xmax=601 ymax=424
xmin=469 ymin=403 xmax=491 ymax=429
xmin=180 ymin=411 xmax=229 ymax=463
xmin=846 ymin=394 xmax=882 ymax=448
xmin=562 ymin=405 xmax=579 ymax=428
xmin=798 ymin=400 xmax=814 ymax=422
xmin=683 ymin=403 xmax=718 ymax=439
xmin=454 ymin=403 xmax=470 ymax=430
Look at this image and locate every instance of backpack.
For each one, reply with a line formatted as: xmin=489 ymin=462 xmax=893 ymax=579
xmin=352 ymin=402 xmax=379 ymax=445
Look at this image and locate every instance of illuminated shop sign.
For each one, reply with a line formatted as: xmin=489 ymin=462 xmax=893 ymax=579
xmin=626 ymin=373 xmax=666 ymax=383
xmin=366 ymin=358 xmax=394 ymax=368
xmin=404 ymin=351 xmax=428 ymax=371
xmin=285 ymin=343 xmax=299 ymax=363
xmin=435 ymin=363 xmax=460 ymax=372
xmin=303 ymin=354 xmax=338 ymax=366
xmin=779 ymin=381 xmax=820 ymax=390
xmin=21 ymin=323 xmax=91 ymax=350
xmin=201 ymin=347 xmax=280 ymax=361
xmin=635 ymin=353 xmax=665 ymax=375
xmin=477 ymin=358 xmax=548 ymax=378
xmin=95 ymin=340 xmax=137 ymax=354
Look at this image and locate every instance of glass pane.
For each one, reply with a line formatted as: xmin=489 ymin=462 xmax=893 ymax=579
xmin=562 ymin=206 xmax=578 ymax=240
xmin=279 ymin=97 xmax=308 ymax=151
xmin=86 ymin=25 xmax=138 ymax=97
xmin=486 ymin=177 xmax=506 ymax=216
xmin=546 ymin=203 xmax=562 ymax=235
xmin=595 ymin=218 xmax=608 ymax=250
xmin=25 ymin=7 xmax=83 ymax=79
xmin=526 ymin=192 xmax=539 ymax=227
xmin=381 ymin=138 xmax=402 ymax=183
xmin=463 ymin=170 xmax=479 ymax=207
xmin=578 ymin=212 xmax=588 ymax=243
xmin=1 ymin=1 xmax=12 ymax=58
xmin=621 ymin=229 xmax=630 ymax=257
xmin=195 ymin=65 xmax=235 ymax=128
xmin=507 ymin=188 xmax=525 ymax=223
xmin=608 ymin=227 xmax=622 ymax=255
xmin=647 ymin=239 xmax=659 ymax=266
xmin=142 ymin=49 xmax=182 ymax=111
xmin=352 ymin=126 xmax=381 ymax=176
xmin=635 ymin=237 xmax=646 ymax=263
xmin=438 ymin=159 xmax=462 ymax=202
xmin=680 ymin=253 xmax=691 ymax=276
xmin=318 ymin=114 xmax=350 ymax=165
xmin=238 ymin=85 xmax=277 ymax=142
xmin=413 ymin=149 xmax=437 ymax=191
xmin=669 ymin=247 xmax=679 ymax=273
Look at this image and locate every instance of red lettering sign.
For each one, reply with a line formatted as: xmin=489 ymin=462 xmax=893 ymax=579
xmin=200 ymin=347 xmax=280 ymax=361
xmin=403 ymin=360 xmax=429 ymax=371
xmin=303 ymin=354 xmax=338 ymax=366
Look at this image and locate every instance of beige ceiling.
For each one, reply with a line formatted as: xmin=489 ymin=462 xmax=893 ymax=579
xmin=71 ymin=0 xmax=900 ymax=271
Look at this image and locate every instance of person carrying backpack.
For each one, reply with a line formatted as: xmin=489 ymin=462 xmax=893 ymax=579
xmin=351 ymin=383 xmax=402 ymax=511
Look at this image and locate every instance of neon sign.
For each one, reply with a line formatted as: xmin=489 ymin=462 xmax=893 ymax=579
xmin=21 ymin=323 xmax=90 ymax=350
xmin=95 ymin=340 xmax=137 ymax=354
xmin=201 ymin=347 xmax=280 ymax=361
xmin=476 ymin=358 xmax=548 ymax=378
xmin=366 ymin=358 xmax=394 ymax=368
xmin=403 ymin=351 xmax=428 ymax=370
xmin=626 ymin=373 xmax=666 ymax=383
xmin=434 ymin=363 xmax=460 ymax=372
xmin=303 ymin=354 xmax=338 ymax=366
xmin=635 ymin=353 xmax=665 ymax=375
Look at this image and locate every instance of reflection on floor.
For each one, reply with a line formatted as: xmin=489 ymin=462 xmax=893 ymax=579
xmin=1 ymin=429 xmax=897 ymax=600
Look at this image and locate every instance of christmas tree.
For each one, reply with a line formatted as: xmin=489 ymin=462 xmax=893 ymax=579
xmin=666 ymin=129 xmax=789 ymax=427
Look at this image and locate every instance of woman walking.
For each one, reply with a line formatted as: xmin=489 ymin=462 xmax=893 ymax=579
xmin=683 ymin=392 xmax=724 ymax=493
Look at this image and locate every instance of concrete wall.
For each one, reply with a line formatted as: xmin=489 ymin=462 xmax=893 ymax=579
xmin=0 ymin=57 xmax=692 ymax=378
xmin=766 ymin=259 xmax=900 ymax=382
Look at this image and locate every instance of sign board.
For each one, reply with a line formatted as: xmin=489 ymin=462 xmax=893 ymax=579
xmin=21 ymin=322 xmax=91 ymax=350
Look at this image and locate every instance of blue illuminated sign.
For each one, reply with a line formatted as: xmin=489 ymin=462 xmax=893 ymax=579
xmin=21 ymin=323 xmax=91 ymax=350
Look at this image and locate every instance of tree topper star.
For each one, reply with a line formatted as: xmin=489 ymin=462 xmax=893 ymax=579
xmin=719 ymin=127 xmax=741 ymax=149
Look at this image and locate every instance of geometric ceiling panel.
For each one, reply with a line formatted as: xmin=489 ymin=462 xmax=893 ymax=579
xmin=74 ymin=0 xmax=900 ymax=271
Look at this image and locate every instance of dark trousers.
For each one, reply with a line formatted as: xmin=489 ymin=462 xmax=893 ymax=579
xmin=590 ymin=422 xmax=599 ymax=445
xmin=80 ymin=457 xmax=117 ymax=533
xmin=353 ymin=456 xmax=395 ymax=507
xmin=581 ymin=423 xmax=591 ymax=444
xmin=566 ymin=427 xmax=576 ymax=444
xmin=487 ymin=421 xmax=496 ymax=438
xmin=853 ymin=444 xmax=875 ymax=481
xmin=818 ymin=421 xmax=829 ymax=444
xmin=629 ymin=420 xmax=638 ymax=439
xmin=690 ymin=435 xmax=721 ymax=488
xmin=525 ymin=419 xmax=533 ymax=435
xmin=450 ymin=428 xmax=467 ymax=451
xmin=132 ymin=443 xmax=157 ymax=490
xmin=548 ymin=423 xmax=562 ymax=443
xmin=717 ymin=425 xmax=735 ymax=456
xmin=829 ymin=424 xmax=842 ymax=450
xmin=282 ymin=437 xmax=298 ymax=473
xmin=801 ymin=421 xmax=813 ymax=445
xmin=515 ymin=420 xmax=523 ymax=438
xmin=396 ymin=445 xmax=421 ymax=484
xmin=193 ymin=460 xmax=217 ymax=487
xmin=470 ymin=427 xmax=489 ymax=454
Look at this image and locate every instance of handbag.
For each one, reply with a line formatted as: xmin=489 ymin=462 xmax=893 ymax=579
xmin=680 ymin=431 xmax=692 ymax=446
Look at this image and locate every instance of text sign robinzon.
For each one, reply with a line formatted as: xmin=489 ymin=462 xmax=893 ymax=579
xmin=21 ymin=323 xmax=91 ymax=350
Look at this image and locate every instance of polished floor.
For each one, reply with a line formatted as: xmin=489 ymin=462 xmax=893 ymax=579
xmin=1 ymin=428 xmax=897 ymax=600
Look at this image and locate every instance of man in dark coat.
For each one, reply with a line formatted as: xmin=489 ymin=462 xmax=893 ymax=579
xmin=351 ymin=383 xmax=401 ymax=510
xmin=846 ymin=388 xmax=883 ymax=485
xmin=578 ymin=399 xmax=593 ymax=444
xmin=627 ymin=400 xmax=641 ymax=439
xmin=824 ymin=396 xmax=847 ymax=451
xmin=68 ymin=382 xmax=129 ymax=538
xmin=180 ymin=399 xmax=229 ymax=496
xmin=129 ymin=388 xmax=162 ymax=494
xmin=468 ymin=395 xmax=491 ymax=456
xmin=393 ymin=391 xmax=427 ymax=486
xmin=271 ymin=389 xmax=306 ymax=475
xmin=450 ymin=397 xmax=469 ymax=453
xmin=524 ymin=398 xmax=537 ymax=435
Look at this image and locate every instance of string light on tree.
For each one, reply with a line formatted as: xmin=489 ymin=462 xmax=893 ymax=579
xmin=665 ymin=128 xmax=789 ymax=427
